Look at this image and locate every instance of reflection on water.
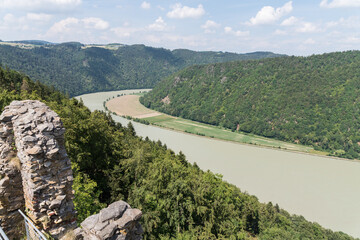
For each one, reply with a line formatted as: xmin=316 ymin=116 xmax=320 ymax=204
xmin=76 ymin=89 xmax=360 ymax=238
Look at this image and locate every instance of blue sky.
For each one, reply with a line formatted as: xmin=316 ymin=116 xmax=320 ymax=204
xmin=0 ymin=0 xmax=360 ymax=55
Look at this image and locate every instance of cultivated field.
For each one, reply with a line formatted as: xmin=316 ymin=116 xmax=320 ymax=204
xmin=106 ymin=95 xmax=162 ymax=118
xmin=106 ymin=94 xmax=324 ymax=154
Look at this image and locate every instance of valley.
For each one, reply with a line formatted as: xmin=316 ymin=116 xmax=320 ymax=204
xmin=2 ymin=0 xmax=360 ymax=239
xmin=79 ymin=89 xmax=360 ymax=238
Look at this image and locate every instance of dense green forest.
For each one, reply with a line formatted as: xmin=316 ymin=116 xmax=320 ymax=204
xmin=0 ymin=67 xmax=355 ymax=239
xmin=0 ymin=42 xmax=282 ymax=96
xmin=141 ymin=51 xmax=360 ymax=159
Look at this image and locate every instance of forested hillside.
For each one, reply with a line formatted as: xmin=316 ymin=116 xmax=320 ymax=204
xmin=0 ymin=67 xmax=354 ymax=239
xmin=141 ymin=51 xmax=360 ymax=159
xmin=0 ymin=42 xmax=282 ymax=96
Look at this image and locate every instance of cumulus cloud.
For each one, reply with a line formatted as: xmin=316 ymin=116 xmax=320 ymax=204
xmin=82 ymin=17 xmax=109 ymax=30
xmin=201 ymin=20 xmax=220 ymax=33
xmin=167 ymin=4 xmax=205 ymax=19
xmin=141 ymin=1 xmax=150 ymax=9
xmin=47 ymin=17 xmax=109 ymax=36
xmin=320 ymin=0 xmax=360 ymax=8
xmin=281 ymin=16 xmax=298 ymax=26
xmin=111 ymin=27 xmax=139 ymax=38
xmin=296 ymin=22 xmax=319 ymax=33
xmin=224 ymin=26 xmax=249 ymax=37
xmin=274 ymin=29 xmax=287 ymax=35
xmin=26 ymin=13 xmax=53 ymax=21
xmin=0 ymin=0 xmax=81 ymax=11
xmin=280 ymin=16 xmax=320 ymax=34
xmin=326 ymin=16 xmax=360 ymax=28
xmin=248 ymin=1 xmax=293 ymax=25
xmin=148 ymin=17 xmax=167 ymax=31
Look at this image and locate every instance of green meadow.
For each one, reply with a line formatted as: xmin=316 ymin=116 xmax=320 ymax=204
xmin=143 ymin=113 xmax=323 ymax=154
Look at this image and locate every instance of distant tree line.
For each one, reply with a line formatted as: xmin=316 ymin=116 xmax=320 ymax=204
xmin=0 ymin=43 xmax=282 ymax=97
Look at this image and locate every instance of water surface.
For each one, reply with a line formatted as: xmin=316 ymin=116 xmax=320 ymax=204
xmin=77 ymin=90 xmax=360 ymax=238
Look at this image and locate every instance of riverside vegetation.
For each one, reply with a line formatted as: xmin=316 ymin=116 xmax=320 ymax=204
xmin=0 ymin=66 xmax=355 ymax=238
xmin=0 ymin=41 xmax=282 ymax=96
xmin=141 ymin=51 xmax=360 ymax=160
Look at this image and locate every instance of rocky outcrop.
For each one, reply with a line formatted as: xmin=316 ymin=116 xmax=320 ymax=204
xmin=0 ymin=100 xmax=76 ymax=238
xmin=0 ymin=100 xmax=143 ymax=240
xmin=74 ymin=200 xmax=143 ymax=240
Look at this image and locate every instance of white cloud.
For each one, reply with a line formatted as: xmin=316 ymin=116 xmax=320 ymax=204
xmin=141 ymin=1 xmax=150 ymax=9
xmin=3 ymin=13 xmax=15 ymax=23
xmin=343 ymin=36 xmax=360 ymax=43
xmin=47 ymin=17 xmax=109 ymax=36
xmin=281 ymin=16 xmax=298 ymax=26
xmin=326 ymin=16 xmax=360 ymax=28
xmin=224 ymin=26 xmax=249 ymax=37
xmin=304 ymin=38 xmax=315 ymax=44
xmin=248 ymin=1 xmax=293 ymax=25
xmin=274 ymin=29 xmax=287 ymax=35
xmin=0 ymin=12 xmax=55 ymax=32
xmin=0 ymin=0 xmax=81 ymax=11
xmin=201 ymin=20 xmax=220 ymax=33
xmin=82 ymin=18 xmax=109 ymax=30
xmin=320 ymin=0 xmax=360 ymax=8
xmin=296 ymin=22 xmax=319 ymax=33
xmin=157 ymin=5 xmax=165 ymax=11
xmin=26 ymin=13 xmax=53 ymax=22
xmin=111 ymin=27 xmax=139 ymax=38
xmin=47 ymin=17 xmax=79 ymax=35
xmin=167 ymin=4 xmax=205 ymax=19
xmin=148 ymin=17 xmax=167 ymax=31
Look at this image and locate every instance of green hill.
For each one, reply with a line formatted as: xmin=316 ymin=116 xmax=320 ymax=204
xmin=0 ymin=65 xmax=355 ymax=239
xmin=141 ymin=51 xmax=360 ymax=159
xmin=0 ymin=42 xmax=282 ymax=96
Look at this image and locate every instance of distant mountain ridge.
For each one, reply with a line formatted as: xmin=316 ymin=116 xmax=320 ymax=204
xmin=141 ymin=50 xmax=360 ymax=159
xmin=0 ymin=41 xmax=284 ymax=96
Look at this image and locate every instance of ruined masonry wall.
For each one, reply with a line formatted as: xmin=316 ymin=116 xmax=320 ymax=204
xmin=0 ymin=100 xmax=76 ymax=238
xmin=0 ymin=100 xmax=143 ymax=240
xmin=0 ymin=118 xmax=25 ymax=239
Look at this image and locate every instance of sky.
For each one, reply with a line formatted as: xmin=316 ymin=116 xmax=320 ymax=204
xmin=0 ymin=0 xmax=360 ymax=55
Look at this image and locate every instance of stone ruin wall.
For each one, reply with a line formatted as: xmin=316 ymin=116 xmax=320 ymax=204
xmin=0 ymin=100 xmax=143 ymax=240
xmin=0 ymin=100 xmax=76 ymax=238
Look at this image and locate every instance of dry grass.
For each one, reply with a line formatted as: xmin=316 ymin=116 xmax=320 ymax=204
xmin=106 ymin=95 xmax=161 ymax=119
xmin=10 ymin=156 xmax=21 ymax=170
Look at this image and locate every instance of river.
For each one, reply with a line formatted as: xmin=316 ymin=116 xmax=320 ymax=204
xmin=76 ymin=89 xmax=360 ymax=238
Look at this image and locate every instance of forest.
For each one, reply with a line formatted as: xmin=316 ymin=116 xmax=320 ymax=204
xmin=0 ymin=67 xmax=355 ymax=239
xmin=0 ymin=42 xmax=282 ymax=96
xmin=141 ymin=51 xmax=360 ymax=159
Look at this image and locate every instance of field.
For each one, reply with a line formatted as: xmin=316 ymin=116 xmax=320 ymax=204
xmin=106 ymin=95 xmax=161 ymax=118
xmin=106 ymin=95 xmax=325 ymax=154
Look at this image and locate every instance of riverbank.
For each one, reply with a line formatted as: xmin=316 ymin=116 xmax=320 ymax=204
xmin=105 ymin=94 xmax=334 ymax=156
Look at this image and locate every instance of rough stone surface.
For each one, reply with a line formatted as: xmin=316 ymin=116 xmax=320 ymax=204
xmin=0 ymin=100 xmax=143 ymax=240
xmin=75 ymin=200 xmax=143 ymax=240
xmin=0 ymin=100 xmax=76 ymax=239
